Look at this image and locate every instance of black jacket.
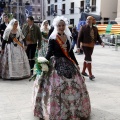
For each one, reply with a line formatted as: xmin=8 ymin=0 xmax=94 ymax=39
xmin=72 ymin=31 xmax=78 ymax=41
xmin=77 ymin=24 xmax=102 ymax=48
xmin=0 ymin=22 xmax=7 ymax=42
xmin=45 ymin=38 xmax=78 ymax=65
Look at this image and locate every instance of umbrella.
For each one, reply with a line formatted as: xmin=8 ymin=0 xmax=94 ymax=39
xmin=97 ymin=24 xmax=120 ymax=35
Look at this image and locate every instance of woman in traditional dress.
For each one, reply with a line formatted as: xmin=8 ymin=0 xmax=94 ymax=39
xmin=39 ymin=20 xmax=50 ymax=57
xmin=33 ymin=16 xmax=91 ymax=120
xmin=0 ymin=19 xmax=30 ymax=79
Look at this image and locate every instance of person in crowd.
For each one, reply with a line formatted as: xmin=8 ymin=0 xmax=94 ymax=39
xmin=39 ymin=20 xmax=50 ymax=57
xmin=77 ymin=16 xmax=104 ymax=80
xmin=22 ymin=16 xmax=42 ymax=74
xmin=48 ymin=25 xmax=54 ymax=37
xmin=0 ymin=19 xmax=30 ymax=79
xmin=71 ymin=27 xmax=78 ymax=53
xmin=0 ymin=14 xmax=9 ymax=42
xmin=33 ymin=16 xmax=91 ymax=120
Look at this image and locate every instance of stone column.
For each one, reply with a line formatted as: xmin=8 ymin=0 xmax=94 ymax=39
xmin=115 ymin=0 xmax=120 ymax=23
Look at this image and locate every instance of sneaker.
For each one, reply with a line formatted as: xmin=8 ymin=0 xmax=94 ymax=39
xmin=82 ymin=72 xmax=88 ymax=77
xmin=89 ymin=75 xmax=95 ymax=80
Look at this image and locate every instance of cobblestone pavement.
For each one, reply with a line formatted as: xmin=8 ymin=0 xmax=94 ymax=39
xmin=0 ymin=45 xmax=120 ymax=120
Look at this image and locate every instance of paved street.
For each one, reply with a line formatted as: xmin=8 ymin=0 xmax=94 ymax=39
xmin=0 ymin=45 xmax=120 ymax=120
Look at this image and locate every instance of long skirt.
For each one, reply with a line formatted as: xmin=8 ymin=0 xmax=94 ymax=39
xmin=32 ymin=57 xmax=91 ymax=120
xmin=38 ymin=40 xmax=48 ymax=57
xmin=0 ymin=43 xmax=30 ymax=79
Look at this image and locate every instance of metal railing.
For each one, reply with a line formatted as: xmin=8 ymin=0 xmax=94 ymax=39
xmin=101 ymin=34 xmax=120 ymax=51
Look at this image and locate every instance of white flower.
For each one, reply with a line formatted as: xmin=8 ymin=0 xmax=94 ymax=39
xmin=41 ymin=64 xmax=49 ymax=72
xmin=37 ymin=57 xmax=48 ymax=63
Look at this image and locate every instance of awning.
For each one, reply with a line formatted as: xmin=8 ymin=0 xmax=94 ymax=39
xmin=80 ymin=12 xmax=102 ymax=21
xmin=97 ymin=24 xmax=120 ymax=35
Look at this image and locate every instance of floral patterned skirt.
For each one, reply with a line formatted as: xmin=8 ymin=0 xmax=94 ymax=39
xmin=32 ymin=57 xmax=91 ymax=120
xmin=38 ymin=40 xmax=48 ymax=57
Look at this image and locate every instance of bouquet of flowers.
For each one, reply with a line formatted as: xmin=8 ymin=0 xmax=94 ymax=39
xmin=29 ymin=56 xmax=49 ymax=81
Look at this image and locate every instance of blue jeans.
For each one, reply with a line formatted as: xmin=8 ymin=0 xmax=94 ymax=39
xmin=72 ymin=40 xmax=77 ymax=49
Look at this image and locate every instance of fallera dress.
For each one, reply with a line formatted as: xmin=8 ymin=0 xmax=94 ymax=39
xmin=0 ymin=33 xmax=30 ymax=79
xmin=32 ymin=35 xmax=91 ymax=120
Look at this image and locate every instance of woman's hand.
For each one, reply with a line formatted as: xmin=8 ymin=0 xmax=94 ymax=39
xmin=45 ymin=39 xmax=48 ymax=43
xmin=24 ymin=46 xmax=27 ymax=50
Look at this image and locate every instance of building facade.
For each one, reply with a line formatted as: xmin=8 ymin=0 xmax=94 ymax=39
xmin=44 ymin=0 xmax=118 ymax=26
xmin=31 ymin=0 xmax=44 ymax=21
xmin=4 ymin=0 xmax=32 ymax=24
xmin=100 ymin=0 xmax=118 ymax=23
xmin=115 ymin=0 xmax=120 ymax=23
xmin=7 ymin=0 xmax=44 ymax=20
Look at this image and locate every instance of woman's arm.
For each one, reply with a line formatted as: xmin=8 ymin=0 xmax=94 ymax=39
xmin=69 ymin=49 xmax=79 ymax=65
xmin=42 ymin=36 xmax=48 ymax=42
xmin=22 ymin=39 xmax=27 ymax=46
xmin=1 ymin=40 xmax=7 ymax=50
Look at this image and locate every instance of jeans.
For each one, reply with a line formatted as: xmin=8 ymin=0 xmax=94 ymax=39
xmin=72 ymin=40 xmax=77 ymax=49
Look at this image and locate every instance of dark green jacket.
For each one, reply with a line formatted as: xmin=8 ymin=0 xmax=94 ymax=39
xmin=22 ymin=23 xmax=42 ymax=48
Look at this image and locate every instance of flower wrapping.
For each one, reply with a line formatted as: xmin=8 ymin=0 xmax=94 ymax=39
xmin=37 ymin=57 xmax=49 ymax=63
xmin=29 ymin=57 xmax=49 ymax=81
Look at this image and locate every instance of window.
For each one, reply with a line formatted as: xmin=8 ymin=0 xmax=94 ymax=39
xmin=55 ymin=5 xmax=57 ymax=13
xmin=70 ymin=2 xmax=74 ymax=14
xmin=62 ymin=4 xmax=65 ymax=14
xmin=19 ymin=0 xmax=22 ymax=6
xmin=80 ymin=1 xmax=84 ymax=12
xmin=48 ymin=0 xmax=50 ymax=4
xmin=62 ymin=0 xmax=65 ymax=1
xmin=38 ymin=8 xmax=40 ymax=12
xmin=32 ymin=0 xmax=35 ymax=3
xmin=32 ymin=8 xmax=35 ymax=11
xmin=70 ymin=19 xmax=74 ymax=27
xmin=47 ymin=6 xmax=50 ymax=16
xmin=55 ymin=0 xmax=57 ymax=3
xmin=91 ymin=0 xmax=96 ymax=12
xmin=38 ymin=0 xmax=40 ymax=3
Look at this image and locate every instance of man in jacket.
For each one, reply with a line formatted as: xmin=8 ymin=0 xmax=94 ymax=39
xmin=22 ymin=16 xmax=42 ymax=74
xmin=0 ymin=14 xmax=9 ymax=42
xmin=77 ymin=16 xmax=104 ymax=80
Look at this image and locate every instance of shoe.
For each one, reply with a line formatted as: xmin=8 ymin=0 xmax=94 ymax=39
xmin=77 ymin=53 xmax=83 ymax=55
xmin=82 ymin=72 xmax=88 ymax=77
xmin=89 ymin=75 xmax=95 ymax=80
